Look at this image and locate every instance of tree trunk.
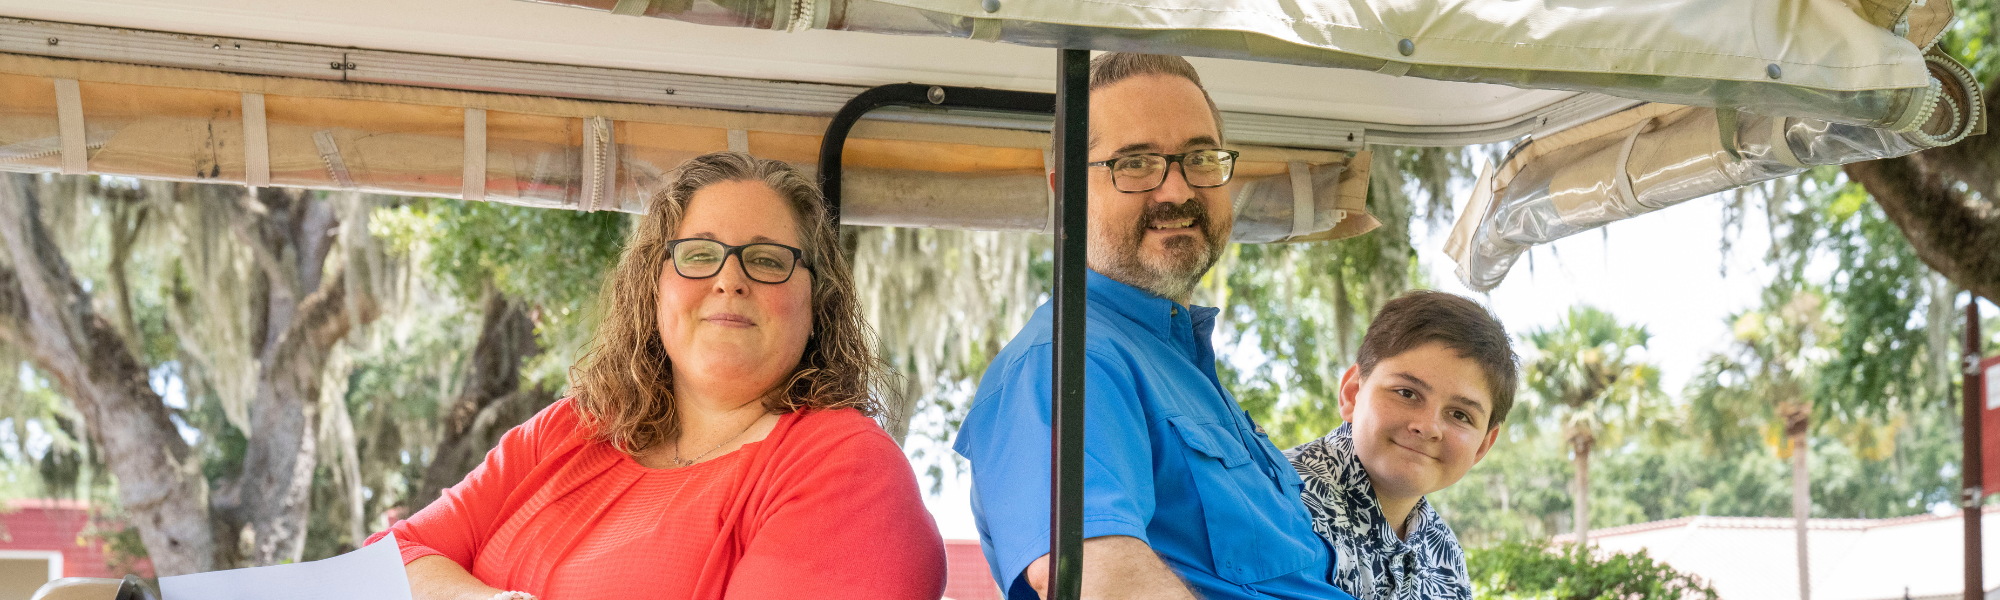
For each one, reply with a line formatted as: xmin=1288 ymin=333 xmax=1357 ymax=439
xmin=1572 ymin=436 xmax=1593 ymax=547
xmin=410 ymin=287 xmax=549 ymax=512
xmin=1845 ymin=74 xmax=2000 ymax=303
xmin=1787 ymin=407 xmax=1812 ymax=600
xmin=226 ymin=261 xmax=373 ymax=565
xmin=210 ymin=187 xmax=376 ymax=567
xmin=1793 ymin=430 xmax=1811 ymax=600
xmin=0 ymin=174 xmax=217 ymax=575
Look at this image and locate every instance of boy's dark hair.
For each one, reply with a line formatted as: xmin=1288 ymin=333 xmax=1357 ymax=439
xmin=1355 ymin=290 xmax=1518 ymax=429
xmin=1088 ymin=53 xmax=1224 ymax=141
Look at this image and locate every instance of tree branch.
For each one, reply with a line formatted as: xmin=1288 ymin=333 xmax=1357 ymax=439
xmin=1846 ymin=72 xmax=2000 ymax=303
xmin=411 ymin=288 xmax=546 ymax=511
xmin=1843 ymin=156 xmax=2000 ymax=302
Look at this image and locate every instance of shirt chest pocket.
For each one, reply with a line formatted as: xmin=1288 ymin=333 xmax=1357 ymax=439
xmin=1166 ymin=416 xmax=1320 ymax=585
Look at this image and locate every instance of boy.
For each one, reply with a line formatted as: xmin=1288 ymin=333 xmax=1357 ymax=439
xmin=1285 ymin=290 xmax=1517 ymax=600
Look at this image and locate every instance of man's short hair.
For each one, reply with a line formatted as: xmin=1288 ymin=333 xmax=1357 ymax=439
xmin=1088 ymin=53 xmax=1225 ymax=141
xmin=1355 ymin=290 xmax=1519 ymax=429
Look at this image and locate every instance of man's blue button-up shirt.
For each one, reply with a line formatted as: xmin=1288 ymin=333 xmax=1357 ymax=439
xmin=953 ymin=270 xmax=1353 ymax=600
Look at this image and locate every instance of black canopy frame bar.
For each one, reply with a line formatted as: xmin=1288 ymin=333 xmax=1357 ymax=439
xmin=815 ymin=48 xmax=1091 ymax=600
xmin=816 ymin=82 xmax=1056 ymax=222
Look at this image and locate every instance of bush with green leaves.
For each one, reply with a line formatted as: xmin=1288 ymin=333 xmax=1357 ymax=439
xmin=1467 ymin=539 xmax=1718 ymax=600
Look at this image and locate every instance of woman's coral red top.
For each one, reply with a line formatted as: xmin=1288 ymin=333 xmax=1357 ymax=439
xmin=365 ymin=398 xmax=947 ymax=600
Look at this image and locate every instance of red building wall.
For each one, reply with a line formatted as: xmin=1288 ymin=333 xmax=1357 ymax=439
xmin=0 ymin=499 xmax=135 ymax=579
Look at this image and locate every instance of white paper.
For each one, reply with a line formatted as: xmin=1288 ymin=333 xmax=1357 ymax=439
xmin=159 ymin=532 xmax=413 ymax=600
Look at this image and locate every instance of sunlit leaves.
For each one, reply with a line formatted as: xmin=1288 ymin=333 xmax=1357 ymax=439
xmin=1467 ymin=538 xmax=1719 ymax=600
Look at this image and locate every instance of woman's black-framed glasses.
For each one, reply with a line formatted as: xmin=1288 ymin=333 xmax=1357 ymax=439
xmin=1085 ymin=149 xmax=1241 ymax=193
xmin=666 ymin=238 xmax=812 ymax=284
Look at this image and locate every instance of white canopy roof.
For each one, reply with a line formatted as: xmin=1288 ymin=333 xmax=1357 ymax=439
xmin=0 ymin=0 xmax=1580 ymax=136
xmin=0 ymin=0 xmax=1978 ymax=289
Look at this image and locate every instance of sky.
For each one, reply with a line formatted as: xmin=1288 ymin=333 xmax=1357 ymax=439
xmin=911 ymin=190 xmax=2000 ymax=541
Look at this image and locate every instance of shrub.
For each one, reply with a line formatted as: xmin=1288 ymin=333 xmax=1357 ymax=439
xmin=1466 ymin=539 xmax=1719 ymax=600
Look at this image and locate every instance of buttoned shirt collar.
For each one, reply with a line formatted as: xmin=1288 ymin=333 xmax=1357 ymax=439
xmin=1085 ymin=270 xmax=1221 ymax=369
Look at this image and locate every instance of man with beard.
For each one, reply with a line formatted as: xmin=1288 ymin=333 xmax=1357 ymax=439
xmin=954 ymin=53 xmax=1354 ymax=600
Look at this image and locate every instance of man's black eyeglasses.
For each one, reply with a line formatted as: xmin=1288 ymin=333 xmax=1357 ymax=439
xmin=1086 ymin=149 xmax=1241 ymax=193
xmin=665 ymin=238 xmax=812 ymax=285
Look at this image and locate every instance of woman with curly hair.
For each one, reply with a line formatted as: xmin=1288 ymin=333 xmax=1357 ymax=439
xmin=369 ymin=152 xmax=947 ymax=600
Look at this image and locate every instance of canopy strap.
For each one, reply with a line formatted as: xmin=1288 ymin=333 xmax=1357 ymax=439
xmin=1767 ymin=117 xmax=1807 ymax=169
xmin=1288 ymin=161 xmax=1315 ymax=239
xmin=727 ymin=129 xmax=749 ymax=153
xmin=463 ymin=108 xmax=487 ymax=202
xmin=313 ymin=130 xmax=355 ymax=188
xmin=1716 ymin=108 xmax=1743 ymax=162
xmin=54 ymin=78 xmax=86 ymax=175
xmin=1612 ymin=117 xmax=1656 ymax=212
xmin=610 ymin=0 xmax=651 ymax=16
xmin=581 ymin=116 xmax=614 ymax=212
xmin=242 ymin=93 xmax=270 ymax=188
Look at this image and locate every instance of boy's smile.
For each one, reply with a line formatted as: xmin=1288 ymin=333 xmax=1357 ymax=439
xmin=1339 ymin=341 xmax=1501 ymax=534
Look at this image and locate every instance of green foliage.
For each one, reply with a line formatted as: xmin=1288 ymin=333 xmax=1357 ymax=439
xmin=848 ymin=226 xmax=1051 ymax=490
xmin=1219 ymin=240 xmax=1375 ymax=448
xmin=1815 ymin=190 xmax=1941 ymax=418
xmin=0 ymin=360 xmax=100 ymax=499
xmin=86 ymin=517 xmax=151 ymax=577
xmin=373 ymin=199 xmax=628 ymax=310
xmin=1688 ymin=283 xmax=1833 ymax=462
xmin=1467 ymin=539 xmax=1718 ymax=600
xmin=1519 ymin=306 xmax=1668 ymax=451
xmin=1220 ymin=148 xmax=1461 ymax=449
xmin=188 ymin=377 xmax=248 ymax=485
xmin=1940 ymin=0 xmax=1999 ymax=82
xmin=1430 ymin=427 xmax=1580 ymax=542
xmin=1751 ymin=166 xmax=1958 ymax=420
xmin=371 ymin=198 xmax=631 ymax=386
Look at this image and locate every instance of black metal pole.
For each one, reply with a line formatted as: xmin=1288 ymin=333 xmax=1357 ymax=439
xmin=1967 ymin=296 xmax=1984 ymax=600
xmin=1048 ymin=48 xmax=1090 ymax=600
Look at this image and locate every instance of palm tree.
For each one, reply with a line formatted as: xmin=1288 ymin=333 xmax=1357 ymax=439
xmin=1689 ymin=288 xmax=1832 ymax=600
xmin=1521 ymin=306 xmax=1665 ymax=547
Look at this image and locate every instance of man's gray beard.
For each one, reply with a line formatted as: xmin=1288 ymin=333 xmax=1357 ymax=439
xmin=1089 ymin=225 xmax=1222 ymax=302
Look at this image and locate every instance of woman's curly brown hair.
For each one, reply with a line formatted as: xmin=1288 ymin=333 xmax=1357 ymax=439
xmin=569 ymin=151 xmax=886 ymax=454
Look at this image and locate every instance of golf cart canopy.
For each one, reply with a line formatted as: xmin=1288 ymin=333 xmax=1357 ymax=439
xmin=0 ymin=0 xmax=1982 ymax=285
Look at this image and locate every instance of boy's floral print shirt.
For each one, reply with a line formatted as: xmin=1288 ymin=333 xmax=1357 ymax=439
xmin=1285 ymin=424 xmax=1472 ymax=600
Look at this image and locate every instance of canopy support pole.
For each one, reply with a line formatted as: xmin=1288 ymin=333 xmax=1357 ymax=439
xmin=813 ymin=65 xmax=1082 ymax=599
xmin=1048 ymin=47 xmax=1090 ymax=600
xmin=815 ymin=83 xmax=1054 ymax=225
xmin=1967 ymin=296 xmax=1985 ymax=600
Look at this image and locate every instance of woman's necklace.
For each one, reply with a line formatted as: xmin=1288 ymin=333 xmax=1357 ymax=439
xmin=671 ymin=416 xmax=761 ymax=467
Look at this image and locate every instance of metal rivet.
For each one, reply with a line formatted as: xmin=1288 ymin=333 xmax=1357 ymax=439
xmin=926 ymin=86 xmax=946 ymax=105
xmin=45 ymin=37 xmax=57 ymax=46
xmin=1397 ymin=38 xmax=1415 ymax=56
xmin=213 ymin=44 xmax=222 ymax=50
xmin=1767 ymin=64 xmax=1782 ymax=79
xmin=981 ymin=0 xmax=999 ymax=13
